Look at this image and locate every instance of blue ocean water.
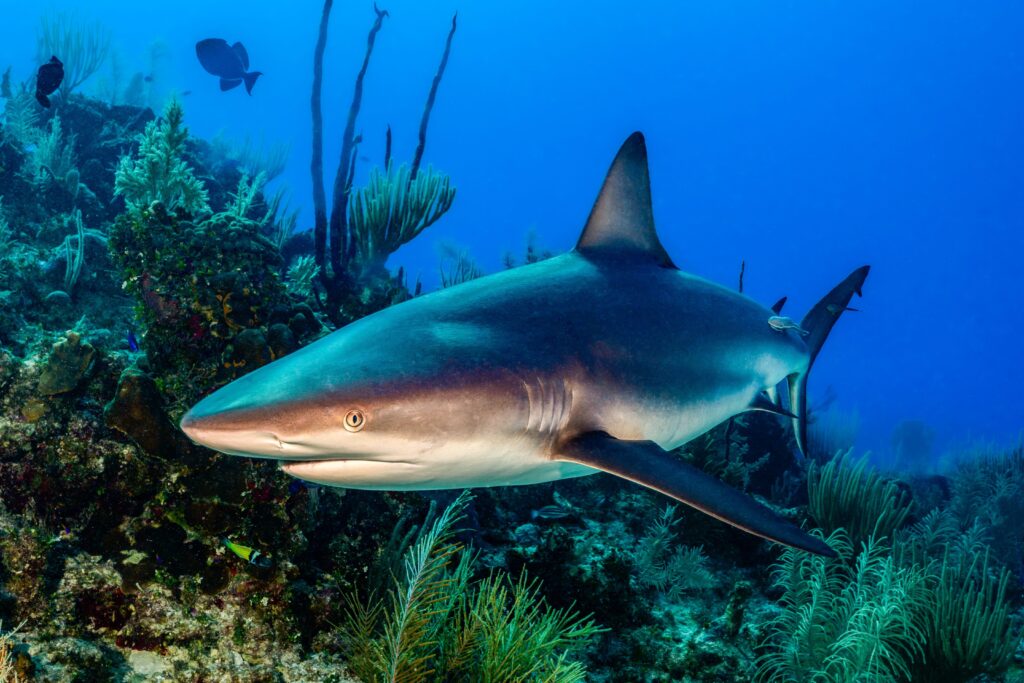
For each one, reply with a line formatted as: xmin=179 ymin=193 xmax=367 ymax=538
xmin=4 ymin=0 xmax=1022 ymax=462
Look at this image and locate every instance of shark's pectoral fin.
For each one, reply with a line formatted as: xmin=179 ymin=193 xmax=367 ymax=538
xmin=555 ymin=431 xmax=835 ymax=556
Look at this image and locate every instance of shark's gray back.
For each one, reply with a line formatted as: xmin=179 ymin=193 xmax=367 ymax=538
xmin=328 ymin=249 xmax=807 ymax=449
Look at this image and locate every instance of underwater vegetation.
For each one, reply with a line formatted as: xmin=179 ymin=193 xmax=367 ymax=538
xmin=0 ymin=5 xmax=1021 ymax=683
xmin=341 ymin=493 xmax=602 ymax=683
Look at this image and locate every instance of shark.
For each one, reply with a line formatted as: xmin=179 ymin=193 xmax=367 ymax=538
xmin=180 ymin=133 xmax=868 ymax=557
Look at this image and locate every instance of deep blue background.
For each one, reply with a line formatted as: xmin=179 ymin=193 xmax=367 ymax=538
xmin=4 ymin=1 xmax=1023 ymax=462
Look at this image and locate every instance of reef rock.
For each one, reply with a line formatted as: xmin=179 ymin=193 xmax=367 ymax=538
xmin=36 ymin=331 xmax=95 ymax=395
xmin=103 ymin=367 xmax=180 ymax=459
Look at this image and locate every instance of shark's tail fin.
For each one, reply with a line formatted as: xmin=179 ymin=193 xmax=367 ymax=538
xmin=788 ymin=265 xmax=870 ymax=455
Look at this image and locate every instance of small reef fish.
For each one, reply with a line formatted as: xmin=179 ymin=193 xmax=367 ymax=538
xmin=126 ymin=329 xmax=140 ymax=352
xmin=222 ymin=538 xmax=272 ymax=568
xmin=35 ymin=56 xmax=64 ymax=108
xmin=531 ymin=505 xmax=572 ymax=521
xmin=767 ymin=316 xmax=809 ymax=336
xmin=195 ymin=39 xmax=262 ymax=95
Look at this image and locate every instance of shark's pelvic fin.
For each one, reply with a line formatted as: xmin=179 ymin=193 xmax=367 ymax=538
xmin=747 ymin=392 xmax=796 ymax=418
xmin=771 ymin=296 xmax=788 ymax=314
xmin=576 ymin=132 xmax=677 ymax=269
xmin=789 ymin=265 xmax=871 ymax=455
xmin=555 ymin=431 xmax=837 ymax=556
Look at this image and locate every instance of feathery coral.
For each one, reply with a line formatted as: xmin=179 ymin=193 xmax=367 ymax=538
xmin=114 ymin=99 xmax=209 ymax=218
xmin=633 ymin=505 xmax=714 ymax=599
xmin=36 ymin=11 xmax=111 ymax=102
xmin=341 ymin=492 xmax=601 ymax=683
xmin=807 ymin=451 xmax=912 ymax=548
xmin=755 ymin=530 xmax=928 ymax=683
xmin=348 ymin=163 xmax=456 ymax=273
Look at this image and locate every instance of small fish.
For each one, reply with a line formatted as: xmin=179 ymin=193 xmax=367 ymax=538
xmin=768 ymin=316 xmax=809 ymax=336
xmin=222 ymin=538 xmax=272 ymax=568
xmin=288 ymin=479 xmax=321 ymax=494
xmin=531 ymin=505 xmax=572 ymax=521
xmin=143 ymin=74 xmax=154 ymax=83
xmin=35 ymin=56 xmax=64 ymax=108
xmin=182 ymin=90 xmax=192 ymax=97
xmin=126 ymin=329 xmax=140 ymax=352
xmin=196 ymin=38 xmax=262 ymax=95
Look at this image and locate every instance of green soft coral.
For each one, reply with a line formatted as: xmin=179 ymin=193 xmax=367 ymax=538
xmin=342 ymin=492 xmax=601 ymax=683
xmin=755 ymin=530 xmax=928 ymax=683
xmin=348 ymin=162 xmax=455 ymax=273
xmin=114 ymin=99 xmax=210 ymax=218
xmin=807 ymin=451 xmax=912 ymax=549
xmin=759 ymin=457 xmax=1019 ymax=683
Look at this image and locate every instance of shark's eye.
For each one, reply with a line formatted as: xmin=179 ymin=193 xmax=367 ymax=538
xmin=344 ymin=409 xmax=366 ymax=432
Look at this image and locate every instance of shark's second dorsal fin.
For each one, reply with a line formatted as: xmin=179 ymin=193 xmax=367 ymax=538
xmin=576 ymin=132 xmax=677 ymax=269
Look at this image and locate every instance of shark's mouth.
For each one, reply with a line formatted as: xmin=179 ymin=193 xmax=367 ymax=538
xmin=280 ymin=458 xmax=425 ymax=489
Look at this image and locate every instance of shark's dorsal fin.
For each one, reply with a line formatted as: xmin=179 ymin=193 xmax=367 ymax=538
xmin=576 ymin=132 xmax=677 ymax=269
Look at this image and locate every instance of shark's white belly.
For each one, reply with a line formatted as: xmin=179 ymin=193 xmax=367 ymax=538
xmin=280 ymin=438 xmax=596 ymax=490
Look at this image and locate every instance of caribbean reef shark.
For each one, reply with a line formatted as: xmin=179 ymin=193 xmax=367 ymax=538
xmin=181 ymin=133 xmax=868 ymax=556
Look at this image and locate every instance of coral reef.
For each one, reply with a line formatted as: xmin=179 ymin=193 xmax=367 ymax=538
xmin=0 ymin=10 xmax=1021 ymax=683
xmin=341 ymin=493 xmax=600 ymax=682
xmin=309 ymin=2 xmax=458 ymax=324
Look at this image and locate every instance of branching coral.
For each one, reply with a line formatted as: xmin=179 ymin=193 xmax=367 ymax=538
xmin=62 ymin=210 xmax=85 ymax=296
xmin=807 ymin=451 xmax=911 ymax=549
xmin=1 ymin=92 xmax=40 ymax=150
xmin=948 ymin=442 xmax=1024 ymax=579
xmin=227 ymin=173 xmax=267 ymax=220
xmin=285 ymin=256 xmax=321 ymax=300
xmin=33 ymin=115 xmax=76 ymax=184
xmin=348 ymin=163 xmax=455 ymax=273
xmin=36 ymin=11 xmax=111 ymax=103
xmin=633 ymin=506 xmax=713 ymax=599
xmin=310 ymin=2 xmax=458 ymax=322
xmin=681 ymin=421 xmax=767 ymax=492
xmin=261 ymin=185 xmax=299 ymax=249
xmin=439 ymin=244 xmax=483 ymax=288
xmin=0 ymin=621 xmax=22 ymax=681
xmin=341 ymin=492 xmax=601 ymax=682
xmin=755 ymin=531 xmax=928 ymax=683
xmin=896 ymin=509 xmax=1017 ymax=683
xmin=758 ymin=503 xmax=1018 ymax=683
xmin=114 ymin=99 xmax=209 ymax=218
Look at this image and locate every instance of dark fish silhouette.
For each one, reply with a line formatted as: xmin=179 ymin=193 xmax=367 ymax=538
xmin=126 ymin=329 xmax=140 ymax=352
xmin=195 ymin=39 xmax=262 ymax=95
xmin=35 ymin=56 xmax=64 ymax=108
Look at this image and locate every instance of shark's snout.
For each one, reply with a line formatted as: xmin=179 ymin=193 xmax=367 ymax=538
xmin=179 ymin=390 xmax=287 ymax=458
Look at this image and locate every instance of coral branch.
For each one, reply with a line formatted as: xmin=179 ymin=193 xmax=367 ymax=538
xmin=329 ymin=4 xmax=388 ymax=277
xmin=410 ymin=13 xmax=457 ymax=182
xmin=310 ymin=0 xmax=333 ymax=281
